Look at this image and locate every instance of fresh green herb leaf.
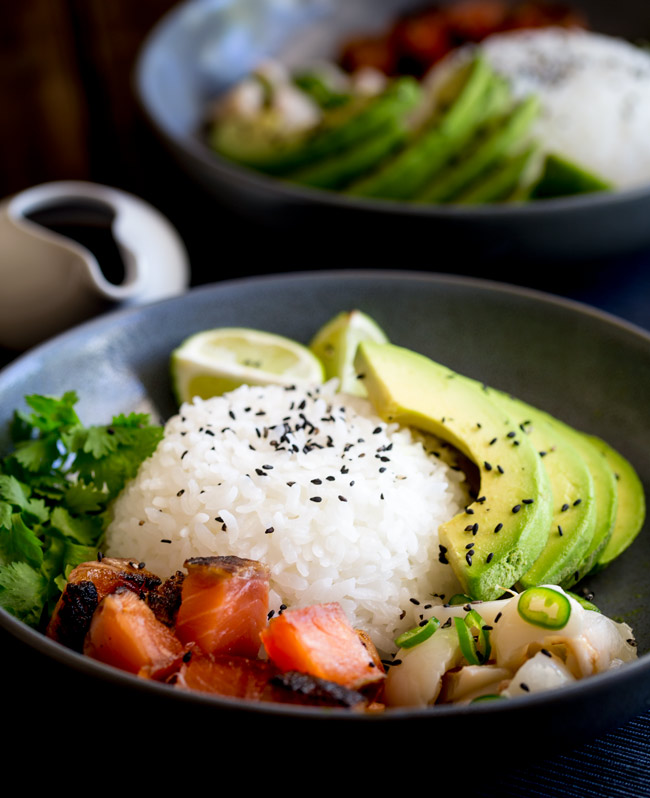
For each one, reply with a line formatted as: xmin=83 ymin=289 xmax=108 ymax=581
xmin=0 ymin=393 xmax=163 ymax=627
xmin=0 ymin=561 xmax=48 ymax=626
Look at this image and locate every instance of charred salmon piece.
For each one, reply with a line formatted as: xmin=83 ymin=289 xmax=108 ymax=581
xmin=173 ymin=654 xmax=375 ymax=709
xmin=175 ymin=556 xmax=269 ymax=658
xmin=146 ymin=570 xmax=185 ymax=628
xmin=260 ymin=602 xmax=386 ymax=691
xmin=84 ymin=588 xmax=187 ymax=677
xmin=173 ymin=653 xmax=279 ymax=700
xmin=270 ymin=671 xmax=377 ymax=710
xmin=47 ymin=557 xmax=162 ymax=651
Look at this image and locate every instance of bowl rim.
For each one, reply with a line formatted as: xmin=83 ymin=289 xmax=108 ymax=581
xmin=0 ymin=268 xmax=648 ymax=722
xmin=134 ymin=0 xmax=650 ymax=220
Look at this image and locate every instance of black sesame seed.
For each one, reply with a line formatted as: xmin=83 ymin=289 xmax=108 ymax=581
xmin=520 ymin=683 xmax=530 ymax=692
xmin=442 ymin=618 xmax=452 ymax=628
xmin=311 ymin=478 xmax=322 ymax=485
xmin=310 ymin=496 xmax=322 ymax=503
xmin=373 ymin=426 xmax=382 ymax=434
xmin=541 ymin=648 xmax=552 ymax=657
xmin=338 ymin=495 xmax=347 ymax=502
xmin=265 ymin=527 xmax=274 ymax=534
xmin=495 ymin=612 xmax=502 ymax=623
xmin=177 ymin=489 xmax=185 ymax=497
xmin=409 ymin=598 xmax=420 ymax=605
xmin=160 ymin=539 xmax=172 ymax=544
xmin=267 ymin=610 xmax=275 ymax=620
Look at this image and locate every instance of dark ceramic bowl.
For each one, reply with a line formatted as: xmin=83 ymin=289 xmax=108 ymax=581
xmin=0 ymin=271 xmax=648 ymax=752
xmin=135 ymin=0 xmax=650 ymax=265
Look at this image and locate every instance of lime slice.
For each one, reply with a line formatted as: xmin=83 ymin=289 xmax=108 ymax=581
xmin=171 ymin=327 xmax=325 ymax=403
xmin=309 ymin=310 xmax=389 ymax=396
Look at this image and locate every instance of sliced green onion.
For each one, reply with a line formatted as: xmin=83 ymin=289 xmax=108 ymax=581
xmin=454 ymin=609 xmax=491 ymax=665
xmin=395 ymin=616 xmax=440 ymax=649
xmin=517 ymin=586 xmax=572 ymax=629
xmin=471 ymin=694 xmax=506 ymax=703
xmin=448 ymin=593 xmax=474 ymax=606
xmin=567 ymin=591 xmax=601 ymax=613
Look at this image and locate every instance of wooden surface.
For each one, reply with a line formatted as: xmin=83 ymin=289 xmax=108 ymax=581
xmin=0 ymin=0 xmax=178 ymax=197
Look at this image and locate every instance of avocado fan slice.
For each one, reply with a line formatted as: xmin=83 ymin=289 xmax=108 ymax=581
xmin=586 ymin=434 xmax=646 ymax=571
xmin=530 ymin=152 xmax=613 ymax=198
xmin=355 ymin=341 xmax=553 ymax=601
xmin=416 ymin=93 xmax=540 ymax=204
xmin=486 ymin=390 xmax=598 ymax=589
xmin=287 ymin=116 xmax=408 ymax=190
xmin=222 ymin=76 xmax=421 ymax=176
xmin=346 ymin=55 xmax=507 ymax=200
xmin=545 ymin=421 xmax=619 ymax=585
xmin=453 ymin=143 xmax=538 ymax=204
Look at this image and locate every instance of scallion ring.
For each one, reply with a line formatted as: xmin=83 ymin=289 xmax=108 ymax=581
xmin=395 ymin=616 xmax=439 ymax=649
xmin=454 ymin=609 xmax=491 ymax=665
xmin=517 ymin=586 xmax=572 ymax=629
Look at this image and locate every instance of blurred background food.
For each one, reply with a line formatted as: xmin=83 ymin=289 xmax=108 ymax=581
xmin=1 ymin=0 xmax=650 ymax=325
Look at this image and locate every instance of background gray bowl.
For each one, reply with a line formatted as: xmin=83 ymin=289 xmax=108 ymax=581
xmin=0 ymin=271 xmax=648 ymax=752
xmin=135 ymin=0 xmax=650 ymax=265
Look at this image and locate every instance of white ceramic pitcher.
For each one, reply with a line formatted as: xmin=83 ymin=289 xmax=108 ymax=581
xmin=0 ymin=181 xmax=190 ymax=350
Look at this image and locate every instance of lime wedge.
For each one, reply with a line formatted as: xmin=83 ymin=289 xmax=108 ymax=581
xmin=171 ymin=327 xmax=325 ymax=403
xmin=309 ymin=310 xmax=389 ymax=396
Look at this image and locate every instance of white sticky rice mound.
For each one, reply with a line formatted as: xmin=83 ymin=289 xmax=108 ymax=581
xmin=105 ymin=381 xmax=467 ymax=653
xmin=432 ymin=28 xmax=650 ymax=189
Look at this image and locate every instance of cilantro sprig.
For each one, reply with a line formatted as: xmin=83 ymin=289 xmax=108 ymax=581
xmin=0 ymin=392 xmax=163 ymax=627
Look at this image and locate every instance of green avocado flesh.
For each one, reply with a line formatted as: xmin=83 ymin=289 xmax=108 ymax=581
xmin=355 ymin=342 xmax=553 ymax=601
xmin=486 ymin=390 xmax=598 ymax=588
xmin=586 ymin=434 xmax=646 ymax=570
xmin=355 ymin=340 xmax=645 ymax=599
xmin=530 ymin=153 xmax=613 ymax=198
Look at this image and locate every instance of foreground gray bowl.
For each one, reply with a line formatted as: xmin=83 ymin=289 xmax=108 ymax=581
xmin=135 ymin=0 xmax=650 ymax=264
xmin=0 ymin=271 xmax=648 ymax=751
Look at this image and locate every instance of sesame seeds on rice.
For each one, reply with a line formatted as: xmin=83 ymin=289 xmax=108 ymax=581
xmin=105 ymin=381 xmax=467 ymax=653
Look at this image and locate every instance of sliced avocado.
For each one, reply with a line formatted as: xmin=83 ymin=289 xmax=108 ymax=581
xmin=346 ymin=56 xmax=507 ymax=200
xmin=545 ymin=422 xmax=619 ymax=585
xmin=355 ymin=342 xmax=553 ymax=601
xmin=454 ymin=144 xmax=538 ymax=204
xmin=417 ymin=94 xmax=540 ymax=203
xmin=221 ymin=77 xmax=421 ymax=176
xmin=288 ymin=117 xmax=407 ymax=190
xmin=486 ymin=390 xmax=597 ymax=588
xmin=530 ymin=153 xmax=613 ymax=198
xmin=587 ymin=435 xmax=646 ymax=571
